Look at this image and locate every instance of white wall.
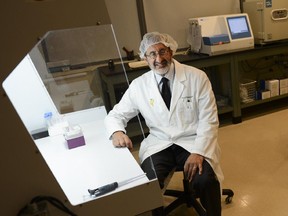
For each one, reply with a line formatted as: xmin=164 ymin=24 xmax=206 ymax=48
xmin=144 ymin=0 xmax=241 ymax=48
xmin=105 ymin=0 xmax=143 ymax=57
xmin=105 ymin=0 xmax=240 ymax=56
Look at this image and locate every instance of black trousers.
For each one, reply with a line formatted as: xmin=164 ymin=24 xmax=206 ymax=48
xmin=141 ymin=144 xmax=221 ymax=216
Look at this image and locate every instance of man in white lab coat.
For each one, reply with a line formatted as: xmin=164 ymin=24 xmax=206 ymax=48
xmin=105 ymin=32 xmax=223 ymax=215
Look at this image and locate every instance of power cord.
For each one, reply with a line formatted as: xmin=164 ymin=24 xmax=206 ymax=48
xmin=17 ymin=195 xmax=77 ymax=216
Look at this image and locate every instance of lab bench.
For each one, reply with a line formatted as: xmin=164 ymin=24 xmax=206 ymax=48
xmin=98 ymin=41 xmax=288 ymax=136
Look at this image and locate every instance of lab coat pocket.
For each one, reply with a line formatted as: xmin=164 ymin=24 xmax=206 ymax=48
xmin=178 ymin=96 xmax=197 ymax=124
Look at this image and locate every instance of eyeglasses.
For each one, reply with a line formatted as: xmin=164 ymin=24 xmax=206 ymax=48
xmin=145 ymin=48 xmax=170 ymax=59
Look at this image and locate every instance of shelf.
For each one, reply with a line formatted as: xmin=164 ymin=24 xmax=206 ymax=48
xmin=241 ymin=94 xmax=288 ymax=109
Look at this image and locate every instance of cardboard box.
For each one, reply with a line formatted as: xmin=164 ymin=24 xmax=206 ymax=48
xmin=256 ymin=90 xmax=271 ymax=100
xmin=64 ymin=125 xmax=86 ymax=149
xmin=265 ymin=79 xmax=279 ymax=97
xmin=279 ymin=78 xmax=288 ymax=88
xmin=280 ymin=87 xmax=288 ymax=95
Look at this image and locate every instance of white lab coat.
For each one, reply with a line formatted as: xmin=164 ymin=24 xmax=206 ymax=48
xmin=105 ymin=59 xmax=224 ymax=183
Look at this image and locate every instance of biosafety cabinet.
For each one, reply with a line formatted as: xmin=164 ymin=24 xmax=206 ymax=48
xmin=2 ymin=25 xmax=162 ymax=215
xmin=243 ymin=0 xmax=288 ymax=44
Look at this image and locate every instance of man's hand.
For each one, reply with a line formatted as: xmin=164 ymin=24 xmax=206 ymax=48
xmin=111 ymin=131 xmax=133 ymax=150
xmin=184 ymin=153 xmax=204 ymax=182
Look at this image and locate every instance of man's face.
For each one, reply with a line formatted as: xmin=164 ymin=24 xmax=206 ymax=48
xmin=144 ymin=43 xmax=173 ymax=75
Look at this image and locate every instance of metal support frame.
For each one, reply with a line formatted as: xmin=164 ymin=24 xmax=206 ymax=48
xmin=136 ymin=0 xmax=147 ymax=37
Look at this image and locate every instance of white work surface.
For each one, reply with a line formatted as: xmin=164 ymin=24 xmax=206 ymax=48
xmin=35 ymin=109 xmax=150 ymax=206
xmin=2 ymin=44 xmax=162 ymax=214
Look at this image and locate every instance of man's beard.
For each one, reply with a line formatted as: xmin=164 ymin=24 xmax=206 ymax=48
xmin=149 ymin=59 xmax=172 ymax=75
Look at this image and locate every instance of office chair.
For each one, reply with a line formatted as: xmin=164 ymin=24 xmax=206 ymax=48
xmin=163 ymin=171 xmax=234 ymax=216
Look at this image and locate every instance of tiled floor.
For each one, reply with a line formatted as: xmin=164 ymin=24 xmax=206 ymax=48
xmin=218 ymin=108 xmax=288 ymax=216
xmin=134 ymin=108 xmax=288 ymax=215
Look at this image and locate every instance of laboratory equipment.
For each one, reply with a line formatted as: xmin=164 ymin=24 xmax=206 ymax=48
xmin=188 ymin=13 xmax=254 ymax=55
xmin=243 ymin=0 xmax=288 ymax=44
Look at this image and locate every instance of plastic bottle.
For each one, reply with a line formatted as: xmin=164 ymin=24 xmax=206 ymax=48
xmin=44 ymin=112 xmax=53 ymax=128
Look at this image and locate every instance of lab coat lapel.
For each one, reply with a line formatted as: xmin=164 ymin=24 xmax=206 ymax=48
xmin=169 ymin=61 xmax=186 ymax=115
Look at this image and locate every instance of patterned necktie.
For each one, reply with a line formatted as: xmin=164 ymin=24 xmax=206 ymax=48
xmin=161 ymin=77 xmax=171 ymax=110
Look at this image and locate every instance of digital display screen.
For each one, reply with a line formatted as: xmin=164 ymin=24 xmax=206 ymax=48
xmin=227 ymin=16 xmax=252 ymax=40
